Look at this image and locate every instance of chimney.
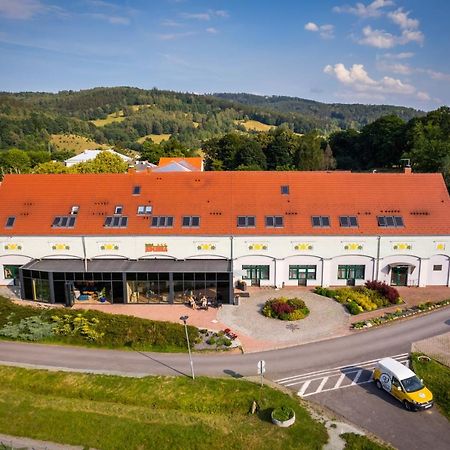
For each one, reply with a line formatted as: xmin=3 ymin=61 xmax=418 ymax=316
xmin=404 ymin=166 xmax=412 ymax=175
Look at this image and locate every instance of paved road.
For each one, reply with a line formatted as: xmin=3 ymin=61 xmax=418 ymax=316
xmin=0 ymin=307 xmax=448 ymax=378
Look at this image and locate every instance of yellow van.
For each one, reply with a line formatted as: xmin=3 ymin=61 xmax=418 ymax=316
xmin=373 ymin=357 xmax=433 ymax=411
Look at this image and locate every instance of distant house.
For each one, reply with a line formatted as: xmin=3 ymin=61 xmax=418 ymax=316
xmin=64 ymin=149 xmax=133 ymax=167
xmin=154 ymin=157 xmax=204 ymax=172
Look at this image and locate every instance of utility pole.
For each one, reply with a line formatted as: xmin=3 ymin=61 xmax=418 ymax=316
xmin=180 ymin=315 xmax=195 ymax=380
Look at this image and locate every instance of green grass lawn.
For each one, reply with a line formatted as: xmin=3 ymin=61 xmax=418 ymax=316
xmin=341 ymin=433 xmax=393 ymax=450
xmin=0 ymin=297 xmax=199 ymax=353
xmin=411 ymin=353 xmax=450 ymax=420
xmin=0 ymin=366 xmax=327 ymax=450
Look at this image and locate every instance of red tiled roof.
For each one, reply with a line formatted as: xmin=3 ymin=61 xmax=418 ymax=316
xmin=0 ymin=171 xmax=449 ymax=236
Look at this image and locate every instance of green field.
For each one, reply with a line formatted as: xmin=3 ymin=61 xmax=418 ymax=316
xmin=237 ymin=120 xmax=274 ymax=132
xmin=411 ymin=353 xmax=450 ymax=419
xmin=137 ymin=133 xmax=172 ymax=144
xmin=91 ymin=112 xmax=126 ymax=127
xmin=0 ymin=366 xmax=327 ymax=450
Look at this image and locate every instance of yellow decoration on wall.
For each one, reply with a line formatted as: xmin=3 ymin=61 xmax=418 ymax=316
xmin=248 ymin=243 xmax=268 ymax=251
xmin=344 ymin=243 xmax=364 ymax=251
xmin=100 ymin=243 xmax=119 ymax=251
xmin=3 ymin=243 xmax=22 ymax=251
xmin=294 ymin=243 xmax=313 ymax=251
xmin=51 ymin=243 xmax=70 ymax=251
xmin=436 ymin=243 xmax=446 ymax=251
xmin=392 ymin=243 xmax=412 ymax=251
xmin=197 ymin=243 xmax=216 ymax=251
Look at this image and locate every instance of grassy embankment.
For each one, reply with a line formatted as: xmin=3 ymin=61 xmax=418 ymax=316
xmin=411 ymin=353 xmax=450 ymax=419
xmin=341 ymin=433 xmax=393 ymax=450
xmin=0 ymin=365 xmax=327 ymax=450
xmin=50 ymin=134 xmax=108 ymax=153
xmin=0 ymin=297 xmax=198 ymax=353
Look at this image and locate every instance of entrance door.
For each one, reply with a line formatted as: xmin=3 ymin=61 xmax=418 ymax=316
xmin=391 ymin=266 xmax=408 ymax=286
xmin=242 ymin=265 xmax=269 ymax=286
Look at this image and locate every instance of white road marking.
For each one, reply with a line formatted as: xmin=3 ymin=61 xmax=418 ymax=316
xmin=273 ymin=353 xmax=411 ymax=398
xmin=315 ymin=376 xmax=329 ymax=394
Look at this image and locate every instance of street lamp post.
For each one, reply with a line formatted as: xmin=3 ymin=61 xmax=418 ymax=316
xmin=180 ymin=315 xmax=195 ymax=380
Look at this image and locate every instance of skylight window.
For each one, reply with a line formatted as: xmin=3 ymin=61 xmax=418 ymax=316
xmin=132 ymin=185 xmax=141 ymax=195
xmin=151 ymin=216 xmax=174 ymax=228
xmin=182 ymin=216 xmax=200 ymax=227
xmin=339 ymin=216 xmax=358 ymax=227
xmin=237 ymin=216 xmax=256 ymax=228
xmin=114 ymin=205 xmax=123 ymax=215
xmin=281 ymin=185 xmax=289 ymax=195
xmin=52 ymin=216 xmax=76 ymax=228
xmin=377 ymin=216 xmax=404 ymax=227
xmin=137 ymin=205 xmax=152 ymax=215
xmin=104 ymin=216 xmax=128 ymax=228
xmin=265 ymin=216 xmax=284 ymax=228
xmin=70 ymin=206 xmax=79 ymax=215
xmin=5 ymin=216 xmax=15 ymax=228
xmin=311 ymin=216 xmax=330 ymax=227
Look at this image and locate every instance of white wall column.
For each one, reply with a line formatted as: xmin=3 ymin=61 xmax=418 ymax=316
xmin=418 ymin=258 xmax=429 ymax=287
xmin=321 ymin=258 xmax=332 ymax=287
xmin=274 ymin=259 xmax=284 ymax=288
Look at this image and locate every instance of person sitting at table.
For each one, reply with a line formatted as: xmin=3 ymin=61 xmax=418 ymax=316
xmin=188 ymin=295 xmax=197 ymax=309
xmin=200 ymin=294 xmax=208 ymax=309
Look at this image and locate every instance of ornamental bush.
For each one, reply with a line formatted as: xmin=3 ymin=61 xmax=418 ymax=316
xmin=272 ymin=406 xmax=295 ymax=422
xmin=365 ymin=281 xmax=400 ymax=304
xmin=262 ymin=297 xmax=309 ymax=321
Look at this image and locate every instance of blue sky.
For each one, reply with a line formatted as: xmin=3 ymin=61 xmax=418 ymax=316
xmin=0 ymin=0 xmax=449 ymax=110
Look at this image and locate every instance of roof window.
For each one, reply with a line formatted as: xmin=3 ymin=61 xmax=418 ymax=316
xmin=132 ymin=185 xmax=141 ymax=195
xmin=151 ymin=216 xmax=174 ymax=228
xmin=281 ymin=185 xmax=289 ymax=195
xmin=339 ymin=216 xmax=358 ymax=227
xmin=52 ymin=216 xmax=76 ymax=228
xmin=114 ymin=205 xmax=123 ymax=215
xmin=237 ymin=216 xmax=256 ymax=228
xmin=377 ymin=216 xmax=404 ymax=227
xmin=5 ymin=216 xmax=15 ymax=228
xmin=70 ymin=206 xmax=79 ymax=215
xmin=137 ymin=205 xmax=152 ymax=215
xmin=182 ymin=216 xmax=200 ymax=227
xmin=104 ymin=216 xmax=128 ymax=228
xmin=312 ymin=216 xmax=330 ymax=227
xmin=265 ymin=216 xmax=284 ymax=228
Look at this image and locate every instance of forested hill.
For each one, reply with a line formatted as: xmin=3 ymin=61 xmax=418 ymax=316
xmin=213 ymin=92 xmax=423 ymax=128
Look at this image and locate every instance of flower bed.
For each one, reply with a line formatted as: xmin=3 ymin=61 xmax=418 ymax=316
xmin=195 ymin=328 xmax=239 ymax=350
xmin=314 ymin=281 xmax=401 ymax=315
xmin=352 ymin=299 xmax=450 ymax=329
xmin=262 ymin=297 xmax=309 ymax=321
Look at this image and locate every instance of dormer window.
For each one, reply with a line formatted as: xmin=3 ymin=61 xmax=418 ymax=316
xmin=70 ymin=206 xmax=79 ymax=215
xmin=137 ymin=205 xmax=152 ymax=215
xmin=114 ymin=205 xmax=123 ymax=215
xmin=5 ymin=216 xmax=15 ymax=228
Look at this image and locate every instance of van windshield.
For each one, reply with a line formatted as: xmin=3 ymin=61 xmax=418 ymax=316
xmin=402 ymin=375 xmax=424 ymax=393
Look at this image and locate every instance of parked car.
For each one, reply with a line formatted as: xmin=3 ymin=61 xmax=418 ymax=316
xmin=373 ymin=357 xmax=433 ymax=411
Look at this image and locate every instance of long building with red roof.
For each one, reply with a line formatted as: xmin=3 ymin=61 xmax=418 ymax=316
xmin=0 ymin=169 xmax=449 ymax=305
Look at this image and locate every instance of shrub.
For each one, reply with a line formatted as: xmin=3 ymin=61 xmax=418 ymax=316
xmin=272 ymin=406 xmax=295 ymax=422
xmin=0 ymin=315 xmax=54 ymax=341
xmin=262 ymin=297 xmax=309 ymax=321
xmin=347 ymin=301 xmax=363 ymax=315
xmin=52 ymin=313 xmax=104 ymax=342
xmin=365 ymin=281 xmax=400 ymax=304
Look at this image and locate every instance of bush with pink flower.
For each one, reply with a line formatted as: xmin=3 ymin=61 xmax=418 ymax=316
xmin=262 ymin=297 xmax=309 ymax=321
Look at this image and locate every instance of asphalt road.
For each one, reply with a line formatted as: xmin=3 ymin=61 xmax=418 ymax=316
xmin=0 ymin=307 xmax=448 ymax=379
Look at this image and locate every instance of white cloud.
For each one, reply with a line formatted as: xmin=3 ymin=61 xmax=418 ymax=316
xmin=419 ymin=69 xmax=450 ymax=82
xmin=87 ymin=12 xmax=130 ymax=25
xmin=416 ymin=91 xmax=430 ymax=101
xmin=359 ymin=26 xmax=395 ymax=48
xmin=383 ymin=52 xmax=415 ymax=59
xmin=181 ymin=10 xmax=229 ymax=21
xmin=157 ymin=31 xmax=196 ymax=41
xmin=206 ymin=27 xmax=218 ymax=34
xmin=304 ymin=22 xmax=334 ymax=39
xmin=358 ymin=25 xmax=424 ymax=48
xmin=333 ymin=0 xmax=393 ymax=18
xmin=378 ymin=61 xmax=412 ymax=74
xmin=388 ymin=8 xmax=419 ymax=30
xmin=324 ymin=62 xmax=427 ymax=101
xmin=0 ymin=0 xmax=44 ymax=19
xmin=304 ymin=22 xmax=319 ymax=32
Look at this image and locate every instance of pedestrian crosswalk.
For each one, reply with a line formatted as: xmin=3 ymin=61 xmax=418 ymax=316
xmin=275 ymin=353 xmax=409 ymax=398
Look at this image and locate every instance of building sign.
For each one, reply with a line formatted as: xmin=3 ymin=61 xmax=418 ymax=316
xmin=3 ymin=243 xmax=22 ymax=251
xmin=196 ymin=243 xmax=216 ymax=251
xmin=294 ymin=243 xmax=313 ymax=251
xmin=248 ymin=243 xmax=268 ymax=251
xmin=436 ymin=242 xmax=446 ymax=251
xmin=99 ymin=242 xmax=120 ymax=251
xmin=145 ymin=243 xmax=168 ymax=252
xmin=343 ymin=242 xmax=364 ymax=251
xmin=392 ymin=242 xmax=412 ymax=251
xmin=50 ymin=243 xmax=70 ymax=251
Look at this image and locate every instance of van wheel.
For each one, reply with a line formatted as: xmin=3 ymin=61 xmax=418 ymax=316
xmin=403 ymin=401 xmax=412 ymax=411
xmin=376 ymin=380 xmax=382 ymax=390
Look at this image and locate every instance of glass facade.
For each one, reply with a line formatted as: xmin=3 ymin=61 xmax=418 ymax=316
xmin=242 ymin=265 xmax=270 ymax=285
xmin=337 ymin=265 xmax=365 ymax=280
xmin=289 ymin=265 xmax=317 ymax=280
